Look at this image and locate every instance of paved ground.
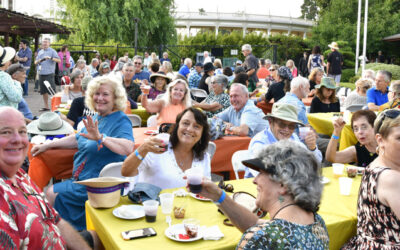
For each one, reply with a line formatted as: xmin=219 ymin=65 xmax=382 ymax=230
xmin=24 ymin=79 xmax=61 ymax=117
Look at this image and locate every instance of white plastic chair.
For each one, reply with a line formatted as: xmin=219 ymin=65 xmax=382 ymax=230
xmin=44 ymin=80 xmax=56 ymax=96
xmin=231 ymin=150 xmax=251 ymax=180
xmin=127 ymin=114 xmax=142 ymax=127
xmin=147 ymin=114 xmax=157 ymax=128
xmin=346 ymin=104 xmax=364 ymax=112
xmin=190 ymin=88 xmax=208 ymax=100
xmin=206 ymin=141 xmax=217 ymax=160
xmin=99 ymin=162 xmax=137 ymax=195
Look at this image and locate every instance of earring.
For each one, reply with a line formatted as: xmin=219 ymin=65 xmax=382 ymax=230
xmin=278 ymin=195 xmax=284 ymax=203
xmin=376 ymin=146 xmax=380 ymax=155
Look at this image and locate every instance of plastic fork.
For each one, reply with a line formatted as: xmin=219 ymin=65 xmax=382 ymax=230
xmin=166 ymin=215 xmax=172 ymax=227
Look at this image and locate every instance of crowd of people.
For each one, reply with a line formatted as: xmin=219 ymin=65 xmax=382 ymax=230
xmin=0 ymin=37 xmax=399 ymax=249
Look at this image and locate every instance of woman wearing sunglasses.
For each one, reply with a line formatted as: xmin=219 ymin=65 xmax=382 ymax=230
xmin=343 ymin=108 xmax=400 ymax=249
xmin=326 ymin=110 xmax=378 ymax=167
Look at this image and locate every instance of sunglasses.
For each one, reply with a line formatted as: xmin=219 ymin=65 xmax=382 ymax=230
xmin=134 ymin=62 xmax=142 ymax=65
xmin=269 ymin=69 xmax=276 ymax=72
xmin=376 ymin=109 xmax=400 ymax=133
xmin=273 ymin=118 xmax=297 ymax=130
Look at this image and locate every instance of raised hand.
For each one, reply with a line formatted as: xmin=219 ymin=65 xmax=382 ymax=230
xmin=80 ymin=116 xmax=101 ymax=141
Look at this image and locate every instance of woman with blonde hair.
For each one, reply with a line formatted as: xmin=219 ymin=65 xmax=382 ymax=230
xmin=214 ymin=58 xmax=223 ymax=75
xmin=344 ymin=78 xmax=372 ymax=109
xmin=141 ymin=79 xmax=192 ymax=125
xmin=308 ymin=68 xmax=324 ymax=96
xmin=286 ymin=59 xmax=298 ymax=77
xmin=161 ymin=60 xmax=175 ymax=79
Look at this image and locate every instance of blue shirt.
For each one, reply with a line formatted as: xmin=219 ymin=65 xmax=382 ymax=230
xmin=188 ymin=70 xmax=202 ymax=89
xmin=178 ymin=65 xmax=190 ymax=78
xmin=18 ymin=98 xmax=34 ymax=119
xmin=277 ymin=92 xmax=308 ymax=125
xmin=366 ymin=86 xmax=389 ymax=106
xmin=216 ymin=100 xmax=268 ymax=137
xmin=245 ymin=127 xmax=322 ymax=177
xmin=17 ymin=47 xmax=32 ymax=67
xmin=36 ymin=47 xmax=59 ymax=75
xmin=132 ymin=70 xmax=150 ymax=84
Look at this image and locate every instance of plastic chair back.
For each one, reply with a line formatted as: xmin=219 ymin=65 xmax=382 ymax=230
xmin=231 ymin=150 xmax=250 ymax=180
xmin=207 ymin=141 xmax=217 ymax=160
xmin=127 ymin=114 xmax=142 ymax=127
xmin=147 ymin=114 xmax=157 ymax=127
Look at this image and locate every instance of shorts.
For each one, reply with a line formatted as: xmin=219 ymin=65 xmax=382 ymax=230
xmin=39 ymin=74 xmax=56 ymax=95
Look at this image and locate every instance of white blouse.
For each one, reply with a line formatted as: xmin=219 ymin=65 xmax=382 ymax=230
xmin=137 ymin=144 xmax=211 ymax=189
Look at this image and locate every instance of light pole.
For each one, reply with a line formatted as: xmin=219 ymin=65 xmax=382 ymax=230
xmin=133 ymin=17 xmax=140 ymax=56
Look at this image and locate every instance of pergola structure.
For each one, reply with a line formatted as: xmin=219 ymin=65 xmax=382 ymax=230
xmin=0 ymin=8 xmax=71 ymax=51
xmin=383 ymin=33 xmax=400 ymax=42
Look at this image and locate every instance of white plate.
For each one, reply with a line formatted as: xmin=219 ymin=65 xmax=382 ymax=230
xmin=112 ymin=205 xmax=145 ymax=220
xmin=144 ymin=130 xmax=158 ymax=135
xmin=189 ymin=193 xmax=211 ymax=201
xmin=321 ymin=176 xmax=330 ymax=184
xmin=165 ymin=224 xmax=202 ymax=242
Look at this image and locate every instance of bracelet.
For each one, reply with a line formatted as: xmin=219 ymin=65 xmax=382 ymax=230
xmin=97 ymin=133 xmax=107 ymax=150
xmin=331 ymin=135 xmax=339 ymax=140
xmin=213 ymin=190 xmax=226 ymax=205
xmin=134 ymin=149 xmax=145 ymax=161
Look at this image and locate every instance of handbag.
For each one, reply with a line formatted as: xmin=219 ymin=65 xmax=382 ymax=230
xmin=158 ymin=123 xmax=174 ymax=133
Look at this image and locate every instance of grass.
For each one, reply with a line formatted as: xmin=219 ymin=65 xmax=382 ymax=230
xmin=340 ymin=82 xmax=355 ymax=90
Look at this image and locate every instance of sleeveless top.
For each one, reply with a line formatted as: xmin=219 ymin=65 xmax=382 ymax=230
xmin=342 ymin=166 xmax=400 ymax=249
xmin=157 ymin=103 xmax=185 ymax=125
xmin=355 ymin=142 xmax=378 ymax=168
xmin=310 ymin=54 xmax=323 ymax=70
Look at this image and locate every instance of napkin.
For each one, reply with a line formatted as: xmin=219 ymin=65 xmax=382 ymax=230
xmin=201 ymin=226 xmax=224 ymax=240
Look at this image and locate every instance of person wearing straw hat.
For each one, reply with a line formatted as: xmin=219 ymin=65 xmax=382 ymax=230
xmin=27 ymin=111 xmax=74 ymax=139
xmin=148 ymin=71 xmax=171 ymax=100
xmin=0 ymin=45 xmax=23 ymax=109
xmin=0 ymin=107 xmax=92 ymax=249
xmin=326 ymin=42 xmax=343 ymax=85
xmin=31 ymin=74 xmax=134 ymax=231
xmin=310 ymin=77 xmax=340 ymax=113
xmin=245 ymin=102 xmax=321 ymax=178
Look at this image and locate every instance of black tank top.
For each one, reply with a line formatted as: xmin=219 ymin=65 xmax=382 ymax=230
xmin=355 ymin=142 xmax=378 ymax=168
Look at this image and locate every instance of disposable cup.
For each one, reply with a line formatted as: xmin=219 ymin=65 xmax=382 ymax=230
xmin=156 ymin=133 xmax=170 ymax=150
xmin=339 ymin=177 xmax=353 ymax=195
xmin=332 ymin=163 xmax=344 ymax=178
xmin=183 ymin=218 xmax=200 ymax=238
xmin=185 ymin=168 xmax=203 ymax=194
xmin=143 ymin=200 xmax=159 ymax=222
xmin=143 ymin=85 xmax=151 ymax=95
xmin=299 ymin=127 xmax=310 ymax=140
xmin=159 ymin=193 xmax=174 ymax=214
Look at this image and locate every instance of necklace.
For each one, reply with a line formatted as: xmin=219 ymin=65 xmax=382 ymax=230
xmin=272 ymin=203 xmax=296 ymax=220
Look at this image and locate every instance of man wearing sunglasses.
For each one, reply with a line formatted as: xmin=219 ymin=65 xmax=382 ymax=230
xmin=245 ymin=103 xmax=322 ymax=177
xmin=132 ymin=55 xmax=150 ymax=84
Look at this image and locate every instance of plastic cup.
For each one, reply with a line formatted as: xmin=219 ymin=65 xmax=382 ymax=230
xmin=185 ymin=168 xmax=203 ymax=194
xmin=143 ymin=200 xmax=159 ymax=222
xmin=159 ymin=193 xmax=174 ymax=214
xmin=183 ymin=218 xmax=200 ymax=238
xmin=143 ymin=85 xmax=151 ymax=95
xmin=299 ymin=127 xmax=310 ymax=140
xmin=332 ymin=163 xmax=345 ymax=178
xmin=156 ymin=133 xmax=170 ymax=150
xmin=339 ymin=177 xmax=353 ymax=195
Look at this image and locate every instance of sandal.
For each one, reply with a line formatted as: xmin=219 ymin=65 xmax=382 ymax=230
xmin=39 ymin=108 xmax=50 ymax=112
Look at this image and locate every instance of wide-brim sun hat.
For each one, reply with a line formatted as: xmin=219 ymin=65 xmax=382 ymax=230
xmin=328 ymin=42 xmax=340 ymax=50
xmin=242 ymin=157 xmax=274 ymax=174
xmin=316 ymin=77 xmax=336 ymax=90
xmin=0 ymin=46 xmax=16 ymax=66
xmin=263 ymin=103 xmax=304 ymax=126
xmin=75 ymin=177 xmax=129 ymax=208
xmin=150 ymin=71 xmax=171 ymax=84
xmin=27 ymin=112 xmax=74 ymax=135
xmin=203 ymin=62 xmax=215 ymax=73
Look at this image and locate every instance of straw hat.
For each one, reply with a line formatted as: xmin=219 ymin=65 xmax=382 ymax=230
xmin=27 ymin=112 xmax=74 ymax=135
xmin=328 ymin=42 xmax=340 ymax=50
xmin=0 ymin=46 xmax=16 ymax=66
xmin=150 ymin=71 xmax=171 ymax=84
xmin=316 ymin=77 xmax=337 ymax=90
xmin=75 ymin=177 xmax=129 ymax=208
xmin=264 ymin=103 xmax=303 ymax=126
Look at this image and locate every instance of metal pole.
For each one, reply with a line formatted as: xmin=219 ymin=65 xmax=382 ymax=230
xmin=134 ymin=18 xmax=140 ymax=56
xmin=362 ymin=0 xmax=368 ymax=72
xmin=355 ymin=0 xmax=362 ymax=74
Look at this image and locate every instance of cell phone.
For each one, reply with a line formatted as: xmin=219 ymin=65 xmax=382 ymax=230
xmin=121 ymin=228 xmax=157 ymax=240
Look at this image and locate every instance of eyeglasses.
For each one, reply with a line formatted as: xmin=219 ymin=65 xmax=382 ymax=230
xmin=134 ymin=62 xmax=142 ymax=65
xmin=353 ymin=124 xmax=369 ymax=133
xmin=273 ymin=119 xmax=297 ymax=130
xmin=376 ymin=109 xmax=400 ymax=133
xmin=269 ymin=69 xmax=276 ymax=72
xmin=17 ymin=186 xmax=54 ymax=221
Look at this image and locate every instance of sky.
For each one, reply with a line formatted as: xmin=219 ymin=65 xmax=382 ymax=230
xmin=174 ymin=0 xmax=303 ymax=17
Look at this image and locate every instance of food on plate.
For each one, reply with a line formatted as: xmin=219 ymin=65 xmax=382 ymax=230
xmin=346 ymin=166 xmax=358 ymax=178
xmin=174 ymin=206 xmax=185 ymax=219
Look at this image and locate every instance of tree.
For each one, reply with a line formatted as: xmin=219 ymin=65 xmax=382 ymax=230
xmin=56 ymin=0 xmax=176 ymax=47
xmin=301 ymin=0 xmax=319 ymax=20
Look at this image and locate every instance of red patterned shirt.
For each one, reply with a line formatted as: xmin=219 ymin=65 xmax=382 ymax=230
xmin=0 ymin=169 xmax=66 ymax=249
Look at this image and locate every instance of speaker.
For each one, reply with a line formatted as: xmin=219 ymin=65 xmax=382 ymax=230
xmin=211 ymin=48 xmax=224 ymax=57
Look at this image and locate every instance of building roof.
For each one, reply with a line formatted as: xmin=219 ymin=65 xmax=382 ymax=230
xmin=0 ymin=8 xmax=71 ymax=36
xmin=383 ymin=33 xmax=400 ymax=42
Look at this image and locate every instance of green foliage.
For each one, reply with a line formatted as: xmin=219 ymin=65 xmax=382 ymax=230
xmin=56 ymin=0 xmax=176 ymax=48
xmin=341 ymin=69 xmax=356 ymax=83
xmin=301 ymin=0 xmax=319 ymax=20
xmin=268 ymin=34 xmax=308 ymax=65
xmin=358 ymin=63 xmax=400 ymax=80
xmin=340 ymin=82 xmax=356 ymax=90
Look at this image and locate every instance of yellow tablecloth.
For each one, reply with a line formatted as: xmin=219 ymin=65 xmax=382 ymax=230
xmin=86 ymin=167 xmax=360 ymax=250
xmin=307 ymin=113 xmax=358 ymax=150
xmin=57 ymin=105 xmax=151 ymax=127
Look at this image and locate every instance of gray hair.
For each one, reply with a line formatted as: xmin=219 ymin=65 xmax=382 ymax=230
xmin=255 ymin=140 xmax=322 ymax=213
xmin=266 ymin=59 xmax=272 ymax=64
xmin=377 ymin=70 xmax=392 ymax=83
xmin=230 ymin=83 xmax=249 ymax=95
xmin=91 ymin=58 xmax=99 ymax=64
xmin=184 ymin=58 xmax=192 ymax=66
xmin=123 ymin=62 xmax=135 ymax=70
xmin=290 ymin=76 xmax=309 ymax=90
xmin=212 ymin=75 xmax=229 ymax=90
xmin=70 ymin=69 xmax=83 ymax=83
xmin=133 ymin=55 xmax=143 ymax=62
xmin=241 ymin=44 xmax=252 ymax=52
xmin=76 ymin=59 xmax=86 ymax=65
xmin=361 ymin=69 xmax=375 ymax=80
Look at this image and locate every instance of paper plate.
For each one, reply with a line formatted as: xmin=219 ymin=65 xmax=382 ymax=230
xmin=321 ymin=176 xmax=330 ymax=184
xmin=165 ymin=224 xmax=202 ymax=242
xmin=112 ymin=205 xmax=145 ymax=220
xmin=144 ymin=130 xmax=158 ymax=135
xmin=189 ymin=193 xmax=211 ymax=201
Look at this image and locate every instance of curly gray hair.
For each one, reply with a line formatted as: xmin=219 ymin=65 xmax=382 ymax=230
xmin=255 ymin=140 xmax=322 ymax=213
